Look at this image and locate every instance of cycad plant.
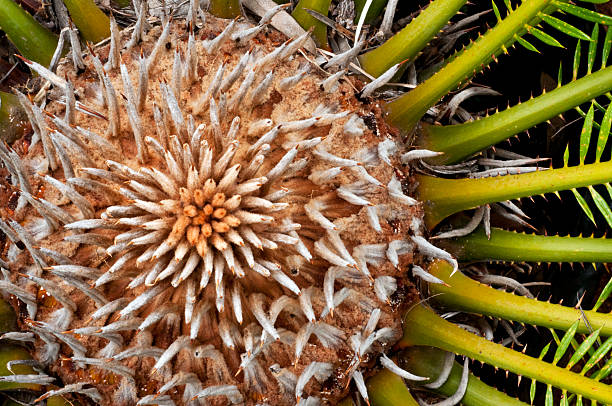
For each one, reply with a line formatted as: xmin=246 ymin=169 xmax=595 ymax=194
xmin=0 ymin=0 xmax=611 ymax=405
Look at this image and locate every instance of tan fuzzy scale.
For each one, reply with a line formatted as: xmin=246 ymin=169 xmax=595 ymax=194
xmin=1 ymin=10 xmax=423 ymax=406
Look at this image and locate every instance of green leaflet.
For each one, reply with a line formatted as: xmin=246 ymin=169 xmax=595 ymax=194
xmin=528 ymin=25 xmax=564 ymax=48
xmin=552 ymin=1 xmax=612 ymax=25
xmin=545 ymin=385 xmax=554 ymax=406
xmin=516 ymin=34 xmax=540 ymax=52
xmin=567 ymin=329 xmax=601 ymax=370
xmin=588 ymin=185 xmax=612 ymax=228
xmin=587 ymin=24 xmax=599 ymax=74
xmin=579 ymin=103 xmax=595 ymax=164
xmin=593 ymin=276 xmax=612 ymax=312
xmin=596 ymin=99 xmax=612 ymax=162
xmin=492 ymin=0 xmax=502 ymax=22
xmin=553 ymin=321 xmax=581 ymax=365
xmin=531 ymin=343 xmax=552 ymax=405
xmin=581 ymin=336 xmax=612 ymax=374
xmin=592 ymin=355 xmax=612 ymax=380
xmin=540 ymin=13 xmax=591 ymax=40
xmin=574 ymin=38 xmax=582 ymax=80
xmin=602 ymin=27 xmax=612 ymax=69
xmin=571 ymin=188 xmax=596 ymax=226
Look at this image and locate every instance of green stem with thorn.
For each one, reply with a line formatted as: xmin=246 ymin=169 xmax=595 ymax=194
xmin=0 ymin=0 xmax=58 ymax=66
xmin=399 ymin=347 xmax=529 ymax=406
xmin=417 ymin=160 xmax=612 ymax=228
xmin=425 ymin=260 xmax=612 ymax=336
xmin=359 ymin=0 xmax=468 ymax=78
xmin=437 ymin=227 xmax=612 ymax=263
xmin=399 ymin=302 xmax=612 ymax=403
xmin=384 ymin=0 xmax=555 ymax=131
xmin=419 ymin=65 xmax=612 ymax=164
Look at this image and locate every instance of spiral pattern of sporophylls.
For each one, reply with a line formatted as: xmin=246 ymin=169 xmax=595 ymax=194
xmin=0 ymin=7 xmax=421 ymax=406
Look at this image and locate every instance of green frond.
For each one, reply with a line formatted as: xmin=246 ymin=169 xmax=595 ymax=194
xmin=383 ymin=0 xmax=612 ymax=132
